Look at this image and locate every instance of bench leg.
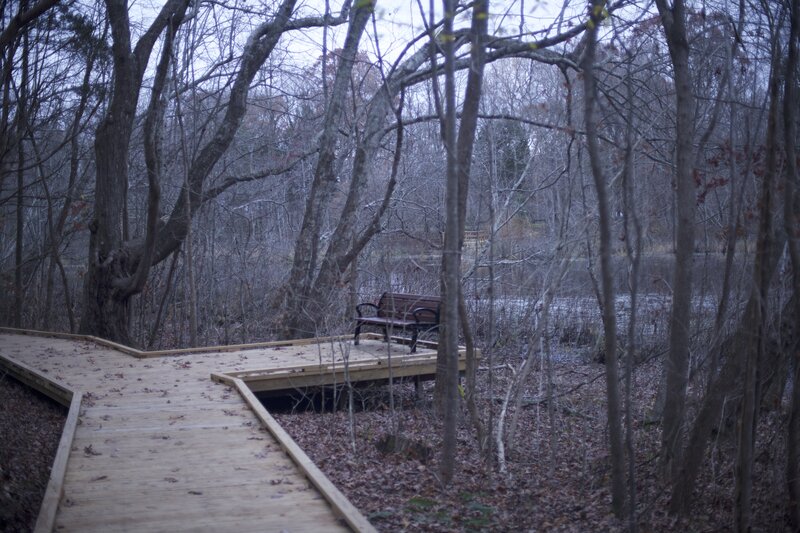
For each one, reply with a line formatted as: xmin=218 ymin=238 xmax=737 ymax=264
xmin=353 ymin=324 xmax=361 ymax=345
xmin=410 ymin=328 xmax=418 ymax=353
xmin=383 ymin=326 xmax=389 ymax=342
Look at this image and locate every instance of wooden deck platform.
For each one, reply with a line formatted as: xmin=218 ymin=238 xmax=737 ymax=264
xmin=0 ymin=329 xmax=464 ymax=532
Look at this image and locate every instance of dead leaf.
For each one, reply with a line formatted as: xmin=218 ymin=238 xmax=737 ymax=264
xmin=83 ymin=445 xmax=102 ymax=456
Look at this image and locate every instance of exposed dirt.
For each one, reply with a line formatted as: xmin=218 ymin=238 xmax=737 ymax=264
xmin=0 ymin=374 xmax=65 ymax=533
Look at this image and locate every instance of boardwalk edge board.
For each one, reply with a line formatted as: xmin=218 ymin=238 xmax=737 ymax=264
xmin=231 ymin=378 xmax=378 ymax=533
xmin=0 ymin=326 xmax=384 ymax=358
xmin=34 ymin=391 xmax=83 ymax=533
xmin=0 ymin=354 xmax=72 ymax=406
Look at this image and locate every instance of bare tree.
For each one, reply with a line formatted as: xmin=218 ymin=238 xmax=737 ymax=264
xmin=79 ymin=0 xmax=191 ymax=342
xmin=668 ymin=5 xmax=793 ymax=517
xmin=277 ymin=0 xmax=375 ymax=338
xmin=582 ymin=0 xmax=625 ymax=517
xmin=437 ymin=0 xmax=489 ymax=485
xmin=784 ymin=0 xmax=800 ymax=526
xmin=79 ymin=0 xmax=351 ymax=344
xmin=654 ymin=0 xmax=696 ymax=481
xmin=435 ymin=0 xmax=462 ymax=485
xmin=13 ymin=14 xmax=28 ymax=328
xmin=0 ymin=0 xmax=58 ymax=53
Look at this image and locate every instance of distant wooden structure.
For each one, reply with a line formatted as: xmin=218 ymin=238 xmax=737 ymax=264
xmin=0 ymin=328 xmax=467 ymax=532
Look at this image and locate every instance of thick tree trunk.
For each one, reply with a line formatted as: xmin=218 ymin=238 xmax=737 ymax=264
xmin=80 ymin=0 xmax=303 ymax=343
xmin=80 ymin=253 xmax=133 ymax=343
xmin=79 ymin=0 xmax=189 ymax=344
xmin=783 ymin=0 xmax=800 ymax=527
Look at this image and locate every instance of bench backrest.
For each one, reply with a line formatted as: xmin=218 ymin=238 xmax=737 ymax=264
xmin=377 ymin=293 xmax=440 ymax=323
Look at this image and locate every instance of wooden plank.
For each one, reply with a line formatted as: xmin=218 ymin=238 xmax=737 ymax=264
xmin=226 ymin=352 xmax=442 ymax=377
xmin=0 ymin=327 xmax=142 ymax=356
xmin=141 ymin=334 xmax=350 ymax=357
xmin=65 ymin=452 xmax=291 ymax=483
xmin=0 ymin=353 xmax=72 ymax=406
xmin=231 ymin=378 xmax=377 ymax=533
xmin=224 ymin=355 xmax=468 ymax=393
xmin=56 ymin=496 xmax=348 ymax=532
xmin=61 ymin=472 xmax=314 ymax=498
xmin=243 ymin=366 xmax=459 ymax=392
xmin=34 ymin=390 xmax=82 ymax=533
xmin=222 ymin=352 xmax=451 ymax=381
xmin=62 ymin=450 xmax=293 ymax=476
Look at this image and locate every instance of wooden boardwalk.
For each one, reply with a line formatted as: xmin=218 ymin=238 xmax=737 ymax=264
xmin=0 ymin=330 xmax=455 ymax=532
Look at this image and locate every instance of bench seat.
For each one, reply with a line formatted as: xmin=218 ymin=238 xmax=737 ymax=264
xmin=353 ymin=293 xmax=441 ymax=353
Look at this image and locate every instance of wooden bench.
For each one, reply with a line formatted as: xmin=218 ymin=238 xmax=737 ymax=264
xmin=353 ymin=293 xmax=441 ymax=353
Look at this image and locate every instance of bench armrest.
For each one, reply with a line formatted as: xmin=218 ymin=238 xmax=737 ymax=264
xmin=412 ymin=307 xmax=439 ymax=324
xmin=355 ymin=302 xmax=379 ymax=318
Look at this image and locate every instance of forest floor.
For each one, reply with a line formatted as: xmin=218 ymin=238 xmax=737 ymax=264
xmin=0 ymin=375 xmax=65 ymax=532
xmin=274 ymin=354 xmax=793 ymax=532
xmin=0 ymin=350 xmax=793 ymax=532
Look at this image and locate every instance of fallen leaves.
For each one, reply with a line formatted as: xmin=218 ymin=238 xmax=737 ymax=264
xmin=273 ymin=358 xmax=791 ymax=532
xmin=0 ymin=377 xmax=65 ymax=531
xmin=83 ymin=444 xmax=102 ymax=456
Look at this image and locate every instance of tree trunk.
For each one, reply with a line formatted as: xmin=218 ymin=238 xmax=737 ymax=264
xmin=14 ymin=16 xmax=28 ymax=328
xmin=707 ymin=0 xmax=746 ymax=385
xmin=734 ymin=28 xmax=785 ymax=531
xmin=185 ymin=186 xmax=198 ymax=347
xmin=453 ymin=0 xmax=488 ymax=456
xmin=655 ymin=0 xmax=696 ymax=481
xmin=582 ymin=1 xmax=625 ymax=516
xmin=436 ymin=0 xmax=461 ymax=485
xmin=622 ymin=53 xmax=642 ymax=532
xmin=14 ymin=103 xmax=24 ymax=328
xmin=296 ymin=45 xmax=432 ymax=333
xmin=789 ymin=353 xmax=800 ymax=530
xmin=278 ymin=3 xmax=448 ymax=339
xmin=277 ymin=0 xmax=373 ymax=338
xmin=79 ymin=0 xmax=190 ymax=344
xmin=670 ymin=237 xmax=789 ymax=515
xmin=783 ymin=0 xmax=800 ymax=527
xmin=80 ymin=0 xmax=305 ymax=343
xmin=670 ymin=47 xmax=787 ymax=511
